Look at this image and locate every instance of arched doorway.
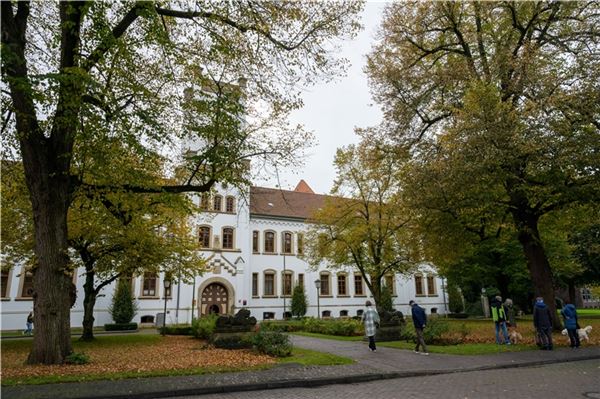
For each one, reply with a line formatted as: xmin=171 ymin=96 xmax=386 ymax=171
xmin=201 ymin=283 xmax=229 ymax=316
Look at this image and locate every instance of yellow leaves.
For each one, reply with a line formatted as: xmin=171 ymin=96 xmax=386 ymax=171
xmin=1 ymin=336 xmax=275 ymax=382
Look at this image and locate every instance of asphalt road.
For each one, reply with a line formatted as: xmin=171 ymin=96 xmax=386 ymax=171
xmin=175 ymin=359 xmax=600 ymax=399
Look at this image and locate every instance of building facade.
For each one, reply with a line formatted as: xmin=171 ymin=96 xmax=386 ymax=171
xmin=0 ymin=180 xmax=447 ymax=330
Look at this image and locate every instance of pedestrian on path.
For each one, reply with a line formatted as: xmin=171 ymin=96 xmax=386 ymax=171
xmin=561 ymin=300 xmax=580 ymax=348
xmin=409 ymin=300 xmax=428 ymax=355
xmin=24 ymin=311 xmax=33 ymax=335
xmin=361 ymin=300 xmax=379 ymax=352
xmin=491 ymin=296 xmax=511 ymax=345
xmin=533 ymin=297 xmax=553 ymax=350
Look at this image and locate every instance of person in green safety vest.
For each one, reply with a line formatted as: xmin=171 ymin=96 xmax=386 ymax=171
xmin=491 ymin=295 xmax=511 ymax=345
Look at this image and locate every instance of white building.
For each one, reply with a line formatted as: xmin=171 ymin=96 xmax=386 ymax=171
xmin=0 ymin=180 xmax=447 ymax=330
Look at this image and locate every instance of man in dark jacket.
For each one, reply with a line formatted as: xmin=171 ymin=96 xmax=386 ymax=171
xmin=533 ymin=297 xmax=553 ymax=350
xmin=410 ymin=300 xmax=428 ymax=355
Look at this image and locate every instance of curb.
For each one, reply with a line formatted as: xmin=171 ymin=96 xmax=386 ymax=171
xmin=52 ymin=354 xmax=600 ymax=399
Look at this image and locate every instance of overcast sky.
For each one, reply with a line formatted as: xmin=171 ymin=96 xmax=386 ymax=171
xmin=254 ymin=2 xmax=386 ymax=195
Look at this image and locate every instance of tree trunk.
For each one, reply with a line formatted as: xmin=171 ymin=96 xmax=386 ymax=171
xmin=26 ymin=175 xmax=73 ymax=364
xmin=567 ymin=281 xmax=576 ymax=306
xmin=81 ymin=267 xmax=97 ymax=341
xmin=513 ymin=214 xmax=562 ymax=330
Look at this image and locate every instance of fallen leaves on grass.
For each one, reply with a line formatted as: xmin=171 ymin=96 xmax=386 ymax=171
xmin=1 ymin=336 xmax=275 ymax=382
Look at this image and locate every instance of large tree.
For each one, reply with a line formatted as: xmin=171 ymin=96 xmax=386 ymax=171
xmin=367 ymin=1 xmax=600 ymax=327
xmin=304 ymin=142 xmax=417 ymax=309
xmin=1 ymin=1 xmax=362 ymax=363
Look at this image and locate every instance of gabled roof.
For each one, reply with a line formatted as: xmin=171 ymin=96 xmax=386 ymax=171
xmin=249 ymin=184 xmax=329 ymax=220
xmin=294 ymin=179 xmax=314 ymax=194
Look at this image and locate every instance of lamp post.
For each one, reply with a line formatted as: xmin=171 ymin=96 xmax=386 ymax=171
xmin=162 ymin=279 xmax=171 ymax=336
xmin=481 ymin=287 xmax=490 ymax=318
xmin=314 ymin=279 xmax=321 ymax=319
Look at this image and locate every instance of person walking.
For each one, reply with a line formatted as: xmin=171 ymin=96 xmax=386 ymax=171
xmin=533 ymin=297 xmax=553 ymax=350
xmin=361 ymin=300 xmax=380 ymax=352
xmin=561 ymin=300 xmax=580 ymax=348
xmin=491 ymin=295 xmax=511 ymax=345
xmin=409 ymin=300 xmax=428 ymax=355
xmin=24 ymin=312 xmax=33 ymax=335
xmin=504 ymin=298 xmax=517 ymax=329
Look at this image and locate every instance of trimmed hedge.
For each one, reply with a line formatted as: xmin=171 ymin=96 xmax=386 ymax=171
xmin=159 ymin=325 xmax=193 ymax=335
xmin=104 ymin=322 xmax=138 ymax=331
xmin=260 ymin=317 xmax=362 ymax=336
xmin=253 ymin=330 xmax=292 ymax=357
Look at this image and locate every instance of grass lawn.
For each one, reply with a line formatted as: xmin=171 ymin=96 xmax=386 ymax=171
xmin=1 ymin=333 xmax=352 ymax=386
xmin=377 ymin=341 xmax=536 ymax=355
xmin=291 ymin=331 xmax=363 ymax=342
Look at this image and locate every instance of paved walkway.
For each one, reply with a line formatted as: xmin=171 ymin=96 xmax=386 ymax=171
xmin=4 ymin=336 xmax=600 ymax=399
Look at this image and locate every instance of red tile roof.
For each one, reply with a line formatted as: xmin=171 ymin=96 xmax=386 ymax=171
xmin=250 ymin=185 xmax=330 ymax=220
xmin=294 ymin=179 xmax=314 ymax=194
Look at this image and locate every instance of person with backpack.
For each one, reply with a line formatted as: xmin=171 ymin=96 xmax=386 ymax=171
xmin=533 ymin=297 xmax=553 ymax=350
xmin=561 ymin=300 xmax=580 ymax=348
xmin=491 ymin=296 xmax=510 ymax=345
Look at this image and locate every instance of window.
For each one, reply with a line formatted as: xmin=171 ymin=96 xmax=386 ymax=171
xmin=1 ymin=269 xmax=10 ymax=298
xmin=252 ymin=273 xmax=259 ymax=297
xmin=282 ymin=232 xmax=292 ymax=254
xmin=200 ymin=193 xmax=210 ymax=210
xmin=354 ymin=274 xmax=364 ymax=296
xmin=431 ymin=307 xmax=438 ymax=314
xmin=427 ymin=275 xmax=437 ymax=296
xmin=264 ymin=231 xmax=275 ymax=253
xmin=264 ymin=271 xmax=275 ymax=296
xmin=297 ymin=233 xmax=304 ymax=255
xmin=225 ymin=196 xmax=235 ymax=213
xmin=222 ymin=227 xmax=234 ymax=249
xmin=340 ymin=310 xmax=349 ymax=317
xmin=263 ymin=312 xmax=275 ymax=320
xmin=140 ymin=315 xmax=155 ymax=323
xmin=199 ymin=226 xmax=211 ymax=248
xmin=20 ymin=270 xmax=34 ymax=298
xmin=320 ymin=273 xmax=330 ymax=296
xmin=415 ymin=275 xmax=424 ymax=296
xmin=298 ymin=273 xmax=304 ymax=288
xmin=357 ymin=309 xmax=364 ymax=317
xmin=142 ymin=273 xmax=158 ymax=297
xmin=282 ymin=271 xmax=293 ymax=296
xmin=337 ymin=274 xmax=347 ymax=296
xmin=322 ymin=310 xmax=331 ymax=318
xmin=385 ymin=274 xmax=396 ymax=295
xmin=213 ymin=195 xmax=222 ymax=212
xmin=252 ymin=231 xmax=259 ymax=253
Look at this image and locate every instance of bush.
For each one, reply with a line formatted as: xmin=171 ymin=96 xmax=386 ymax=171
xmin=192 ymin=315 xmax=217 ymax=339
xmin=379 ymin=286 xmax=394 ymax=312
xmin=211 ymin=332 xmax=254 ymax=349
xmin=253 ymin=330 xmax=293 ymax=357
xmin=260 ymin=319 xmax=304 ymax=332
xmin=65 ymin=352 xmax=90 ymax=365
xmin=109 ymin=279 xmax=138 ymax=324
xmin=104 ymin=322 xmax=138 ymax=331
xmin=301 ymin=317 xmax=362 ymax=336
xmin=422 ymin=318 xmax=450 ymax=344
xmin=160 ymin=324 xmax=193 ymax=335
xmin=448 ymin=313 xmax=469 ymax=319
xmin=447 ymin=283 xmax=464 ymax=313
xmin=291 ymin=285 xmax=308 ymax=318
xmin=464 ymin=301 xmax=484 ymax=317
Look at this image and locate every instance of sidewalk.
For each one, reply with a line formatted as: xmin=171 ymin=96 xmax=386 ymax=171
xmin=3 ymin=335 xmax=600 ymax=399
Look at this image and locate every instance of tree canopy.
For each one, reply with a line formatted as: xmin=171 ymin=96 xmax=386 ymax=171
xmin=366 ymin=1 xmax=600 ymax=328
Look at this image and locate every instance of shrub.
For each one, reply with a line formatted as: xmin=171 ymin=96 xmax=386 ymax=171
xmin=160 ymin=324 xmax=193 ymax=335
xmin=423 ymin=318 xmax=450 ymax=344
xmin=65 ymin=352 xmax=90 ymax=365
xmin=447 ymin=283 xmax=464 ymax=313
xmin=212 ymin=333 xmax=254 ymax=349
xmin=448 ymin=313 xmax=469 ymax=319
xmin=291 ymin=285 xmax=308 ymax=318
xmin=253 ymin=330 xmax=293 ymax=357
xmin=104 ymin=322 xmax=138 ymax=331
xmin=260 ymin=319 xmax=304 ymax=332
xmin=109 ymin=279 xmax=138 ymax=324
xmin=192 ymin=315 xmax=217 ymax=339
xmin=301 ymin=317 xmax=362 ymax=336
xmin=464 ymin=301 xmax=484 ymax=317
xmin=379 ymin=286 xmax=394 ymax=312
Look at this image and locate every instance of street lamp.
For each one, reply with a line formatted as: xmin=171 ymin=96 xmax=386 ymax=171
xmin=162 ymin=279 xmax=171 ymax=336
xmin=314 ymin=279 xmax=321 ymax=319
